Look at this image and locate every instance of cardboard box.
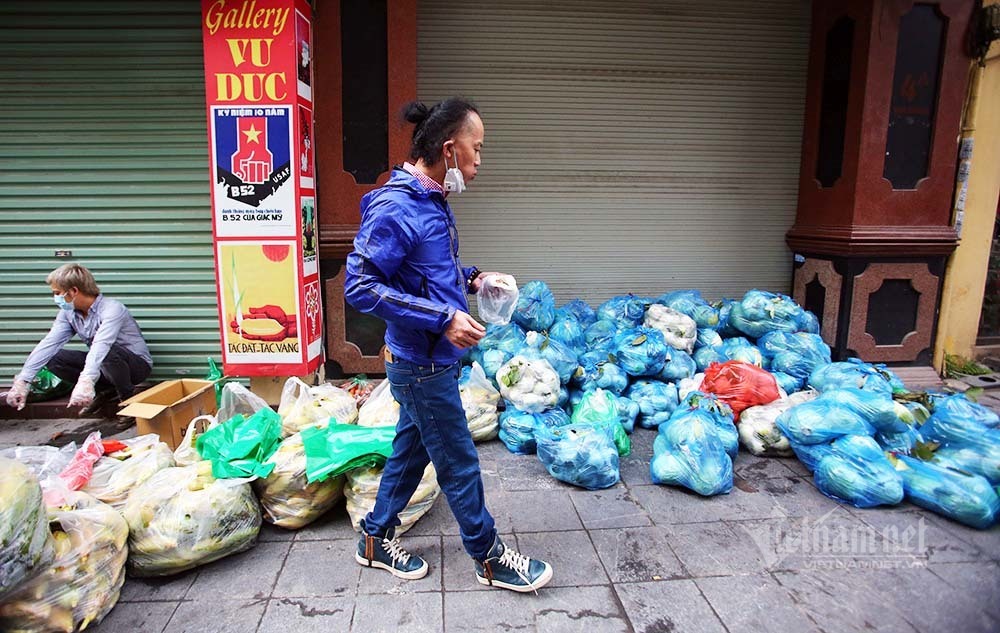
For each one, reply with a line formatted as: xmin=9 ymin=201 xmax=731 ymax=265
xmin=118 ymin=379 xmax=217 ymax=450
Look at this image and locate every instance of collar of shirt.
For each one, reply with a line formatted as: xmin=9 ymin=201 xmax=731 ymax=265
xmin=402 ymin=162 xmax=445 ymax=196
xmin=70 ymin=294 xmax=103 ymax=337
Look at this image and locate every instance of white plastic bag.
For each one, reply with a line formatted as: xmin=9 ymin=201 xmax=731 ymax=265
xmin=496 ymin=355 xmax=560 ymax=413
xmin=217 ymin=382 xmax=269 ymax=424
xmin=460 ymin=363 xmax=501 ymax=441
xmin=81 ymin=435 xmax=175 ymax=510
xmin=0 ymin=444 xmax=76 ymax=483
xmin=739 ymin=390 xmax=818 ymax=456
xmin=344 ymin=463 xmax=440 ymax=535
xmin=476 ymin=273 xmax=519 ymax=325
xmin=278 ymin=378 xmax=359 ymax=436
xmin=678 ymin=373 xmax=705 ymax=401
xmin=357 ymin=380 xmax=400 ymax=428
xmin=0 ymin=491 xmax=128 ymax=633
xmin=173 ymin=415 xmax=219 ymax=467
xmin=644 ymin=304 xmax=697 ymax=353
xmin=252 ymin=432 xmax=345 ymax=529
xmin=122 ymin=461 xmax=261 ymax=577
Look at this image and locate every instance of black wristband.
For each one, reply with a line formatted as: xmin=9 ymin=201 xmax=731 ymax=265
xmin=466 ymin=267 xmax=482 ymax=293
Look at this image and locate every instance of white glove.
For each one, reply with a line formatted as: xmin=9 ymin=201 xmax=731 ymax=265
xmin=5 ymin=379 xmax=29 ymax=410
xmin=68 ymin=376 xmax=97 ymax=409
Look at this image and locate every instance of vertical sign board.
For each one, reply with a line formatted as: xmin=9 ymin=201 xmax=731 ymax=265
xmin=202 ymin=0 xmax=323 ymax=375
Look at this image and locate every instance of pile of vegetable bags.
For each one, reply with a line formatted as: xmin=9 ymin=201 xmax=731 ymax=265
xmin=0 ymin=491 xmax=128 ymax=633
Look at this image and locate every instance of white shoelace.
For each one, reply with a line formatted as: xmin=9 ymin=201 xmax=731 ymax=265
xmin=498 ymin=546 xmax=533 ymax=587
xmin=382 ymin=538 xmax=411 ymax=565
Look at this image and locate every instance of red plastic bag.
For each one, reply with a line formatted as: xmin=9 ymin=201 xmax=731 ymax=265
xmin=701 ymin=361 xmax=781 ymax=421
xmin=57 ymin=432 xmax=105 ymax=490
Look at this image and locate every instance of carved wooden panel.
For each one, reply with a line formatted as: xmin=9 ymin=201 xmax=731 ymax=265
xmin=848 ymin=263 xmax=939 ymax=362
xmin=324 ymin=267 xmax=386 ymax=374
xmin=793 ymin=257 xmax=842 ymax=346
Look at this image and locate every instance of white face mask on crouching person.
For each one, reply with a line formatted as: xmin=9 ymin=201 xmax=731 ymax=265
xmin=443 ymin=149 xmax=466 ymax=194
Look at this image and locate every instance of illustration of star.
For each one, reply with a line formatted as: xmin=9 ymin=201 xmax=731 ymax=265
xmin=243 ymin=124 xmax=262 ymax=143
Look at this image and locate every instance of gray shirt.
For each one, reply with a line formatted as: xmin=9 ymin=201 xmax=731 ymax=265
xmin=17 ymin=294 xmax=152 ymax=383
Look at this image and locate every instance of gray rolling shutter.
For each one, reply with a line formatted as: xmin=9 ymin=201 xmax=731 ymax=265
xmin=0 ymin=1 xmax=218 ymax=381
xmin=417 ymin=0 xmax=811 ymax=308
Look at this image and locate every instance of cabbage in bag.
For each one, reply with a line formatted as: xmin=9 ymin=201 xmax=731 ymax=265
xmin=523 ymin=330 xmax=579 ymax=385
xmin=253 ymin=433 xmax=345 ymax=529
xmin=573 ymin=351 xmax=628 ymax=395
xmin=808 ymin=359 xmax=902 ymax=395
xmin=279 ymin=378 xmax=359 ymax=435
xmin=496 ymin=356 xmax=560 ymax=413
xmin=720 ymin=337 xmax=764 ymax=367
xmin=123 ymin=461 xmax=261 ymax=577
xmin=658 ymin=348 xmax=697 ymax=383
xmin=770 ymin=370 xmax=805 ymax=394
xmin=613 ymin=327 xmax=668 ymax=377
xmin=693 ymin=346 xmax=725 ymax=373
xmin=894 ymin=455 xmax=1000 ymax=530
xmin=597 ymin=294 xmax=649 ymax=329
xmin=344 ymin=463 xmax=440 ymax=535
xmin=813 ymin=435 xmax=904 ymax=508
xmin=460 ymin=363 xmax=501 ymax=441
xmin=535 ymin=423 xmax=620 ymax=490
xmin=776 ymin=397 xmax=876 ymax=445
xmin=555 ymin=299 xmax=597 ymax=327
xmin=677 ymin=391 xmax=738 ymax=458
xmin=547 ymin=316 xmax=586 ymax=351
xmin=657 ymin=290 xmax=720 ymax=329
xmin=651 ymin=409 xmax=733 ymax=496
xmin=738 ymin=390 xmax=818 ymax=456
xmin=0 ymin=491 xmax=128 ymax=633
xmin=82 ymin=435 xmax=175 ymax=509
xmin=729 ymin=289 xmax=810 ymax=338
xmin=625 ymin=379 xmax=680 ymax=429
xmin=643 ymin=304 xmax=697 ymax=353
xmin=512 ymin=280 xmax=556 ymax=332
xmin=0 ymin=458 xmax=55 ymax=602
xmin=584 ymin=319 xmax=619 ymax=353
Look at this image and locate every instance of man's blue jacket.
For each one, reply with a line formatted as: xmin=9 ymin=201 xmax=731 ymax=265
xmin=344 ymin=168 xmax=475 ymax=366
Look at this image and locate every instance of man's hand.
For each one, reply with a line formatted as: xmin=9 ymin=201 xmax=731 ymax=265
xmin=444 ymin=311 xmax=486 ymax=349
xmin=5 ymin=379 xmax=29 ymax=410
xmin=68 ymin=376 xmax=96 ymax=409
xmin=470 ymin=271 xmax=503 ymax=294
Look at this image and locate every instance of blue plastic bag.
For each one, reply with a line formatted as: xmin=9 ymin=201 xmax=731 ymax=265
xmin=555 ymin=299 xmax=597 ymax=328
xmin=658 ymin=348 xmax=697 ymax=383
xmin=522 ymin=331 xmax=579 ymax=385
xmin=798 ymin=310 xmax=821 ymax=334
xmin=695 ymin=328 xmax=724 ymax=350
xmin=584 ymin=319 xmax=619 ymax=353
xmin=612 ymin=395 xmax=640 ymax=434
xmin=716 ymin=298 xmax=741 ymax=338
xmin=771 ymin=371 xmax=804 ymax=394
xmin=729 ymin=289 xmax=808 ymax=338
xmin=895 ymin=454 xmax=1000 ymax=529
xmin=875 ymin=425 xmax=923 ymax=454
xmin=813 ymin=435 xmax=904 ymax=508
xmin=821 ymin=388 xmax=912 ymax=434
xmin=573 ymin=351 xmax=629 ymax=395
xmin=932 ymin=445 xmax=1000 ymax=485
xmin=512 ymin=280 xmax=557 ymax=332
xmin=650 ymin=408 xmax=733 ymax=496
xmin=758 ymin=332 xmax=831 ymax=381
xmin=693 ymin=346 xmax=725 ymax=373
xmin=498 ymin=407 xmax=569 ymax=454
xmin=625 ymin=379 xmax=680 ymax=429
xmin=920 ymin=400 xmax=1000 ymax=451
xmin=721 ymin=337 xmax=764 ymax=367
xmin=548 ymin=316 xmax=586 ymax=351
xmin=475 ymin=322 xmax=526 ymax=356
xmin=613 ymin=327 xmax=668 ymax=376
xmin=657 ymin=290 xmax=720 ymax=329
xmin=536 ymin=422 xmax=620 ymax=490
xmin=808 ymin=358 xmax=905 ymax=395
xmin=789 ymin=439 xmax=832 ymax=473
xmin=569 ymin=389 xmax=631 ymax=455
xmin=776 ymin=397 xmax=876 ymax=445
xmin=929 ymin=393 xmax=1000 ymax=429
xmin=677 ymin=391 xmax=738 ymax=458
xmin=597 ymin=294 xmax=650 ymax=329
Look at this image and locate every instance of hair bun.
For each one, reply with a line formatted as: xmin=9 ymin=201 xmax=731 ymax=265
xmin=403 ymin=101 xmax=430 ymax=126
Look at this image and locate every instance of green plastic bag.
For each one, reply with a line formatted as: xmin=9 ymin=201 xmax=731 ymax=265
xmin=204 ymin=357 xmax=228 ymax=407
xmin=27 ymin=367 xmax=73 ymax=403
xmin=301 ymin=424 xmax=396 ymax=483
xmin=195 ymin=407 xmax=283 ymax=479
xmin=570 ymin=389 xmax=631 ymax=457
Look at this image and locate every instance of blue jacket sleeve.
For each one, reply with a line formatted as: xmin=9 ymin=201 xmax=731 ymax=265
xmin=344 ymin=204 xmax=456 ymax=332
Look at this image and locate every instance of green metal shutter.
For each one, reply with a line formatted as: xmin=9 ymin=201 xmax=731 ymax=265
xmin=0 ymin=1 xmax=218 ymax=381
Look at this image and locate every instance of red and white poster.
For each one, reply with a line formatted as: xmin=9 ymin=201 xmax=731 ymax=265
xmin=202 ymin=0 xmax=322 ymax=376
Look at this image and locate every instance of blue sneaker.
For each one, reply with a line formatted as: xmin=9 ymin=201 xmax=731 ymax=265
xmin=474 ymin=535 xmax=553 ymax=593
xmin=355 ymin=521 xmax=429 ymax=580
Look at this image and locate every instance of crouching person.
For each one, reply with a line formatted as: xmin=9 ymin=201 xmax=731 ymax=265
xmin=5 ymin=264 xmax=152 ymax=415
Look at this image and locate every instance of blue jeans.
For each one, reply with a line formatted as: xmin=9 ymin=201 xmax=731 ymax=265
xmin=363 ymin=357 xmax=497 ymax=560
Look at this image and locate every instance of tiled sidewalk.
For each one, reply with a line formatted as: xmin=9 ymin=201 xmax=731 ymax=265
xmin=84 ymin=427 xmax=1000 ymax=633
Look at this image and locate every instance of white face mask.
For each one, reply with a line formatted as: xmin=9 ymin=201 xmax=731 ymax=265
xmin=443 ymin=148 xmax=466 ymax=194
